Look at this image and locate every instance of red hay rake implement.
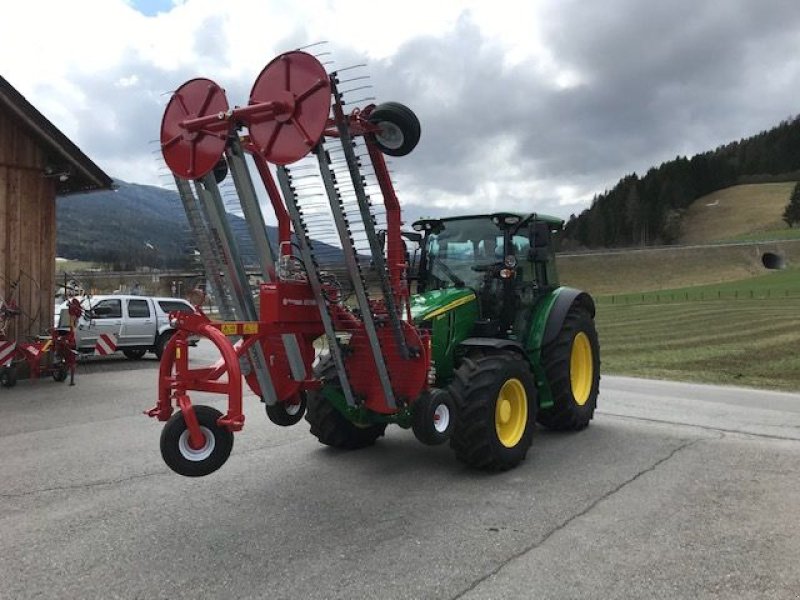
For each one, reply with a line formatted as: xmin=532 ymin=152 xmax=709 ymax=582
xmin=148 ymin=50 xmax=428 ymax=476
xmin=0 ymin=275 xmax=82 ymax=388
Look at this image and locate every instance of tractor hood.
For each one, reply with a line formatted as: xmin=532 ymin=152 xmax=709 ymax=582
xmin=410 ymin=288 xmax=477 ymax=323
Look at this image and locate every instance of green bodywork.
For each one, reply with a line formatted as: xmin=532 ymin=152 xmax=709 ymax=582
xmin=410 ymin=288 xmax=479 ymax=386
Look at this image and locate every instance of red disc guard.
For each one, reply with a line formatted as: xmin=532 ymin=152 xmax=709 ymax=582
xmin=346 ymin=321 xmax=429 ymax=415
xmin=248 ymin=51 xmax=332 ymax=165
xmin=160 ymin=78 xmax=229 ymax=179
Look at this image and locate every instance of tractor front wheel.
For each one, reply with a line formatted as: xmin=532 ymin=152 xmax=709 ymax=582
xmin=305 ymin=358 xmax=386 ymax=449
xmin=449 ymin=352 xmax=537 ymax=471
xmin=160 ymin=405 xmax=233 ymax=477
xmin=537 ymin=306 xmax=600 ymax=431
xmin=412 ymin=388 xmax=455 ymax=446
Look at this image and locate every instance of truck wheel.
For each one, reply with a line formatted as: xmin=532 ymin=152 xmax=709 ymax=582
xmin=305 ymin=358 xmax=386 ymax=449
xmin=123 ymin=349 xmax=147 ymax=360
xmin=1 ymin=366 xmax=17 ymax=388
xmin=537 ymin=306 xmax=600 ymax=431
xmin=154 ymin=331 xmax=174 ymax=360
xmin=266 ymin=392 xmax=307 ymax=426
xmin=412 ymin=388 xmax=455 ymax=446
xmin=449 ymin=352 xmax=536 ymax=471
xmin=368 ymin=102 xmax=421 ymax=156
xmin=160 ymin=405 xmax=233 ymax=477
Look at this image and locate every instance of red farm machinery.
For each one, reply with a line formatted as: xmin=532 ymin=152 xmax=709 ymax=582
xmin=149 ymin=50 xmax=600 ymax=477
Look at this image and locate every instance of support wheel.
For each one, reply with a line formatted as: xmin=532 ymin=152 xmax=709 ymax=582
xmin=52 ymin=363 xmax=68 ymax=382
xmin=449 ymin=352 xmax=536 ymax=471
xmin=537 ymin=307 xmax=600 ymax=431
xmin=160 ymin=405 xmax=233 ymax=477
xmin=154 ymin=331 xmax=174 ymax=360
xmin=266 ymin=392 xmax=307 ymax=426
xmin=368 ymin=102 xmax=421 ymax=156
xmin=1 ymin=366 xmax=17 ymax=388
xmin=123 ymin=349 xmax=147 ymax=360
xmin=305 ymin=358 xmax=386 ymax=449
xmin=412 ymin=388 xmax=455 ymax=446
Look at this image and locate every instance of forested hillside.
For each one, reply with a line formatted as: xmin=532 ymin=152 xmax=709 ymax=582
xmin=562 ymin=116 xmax=800 ymax=248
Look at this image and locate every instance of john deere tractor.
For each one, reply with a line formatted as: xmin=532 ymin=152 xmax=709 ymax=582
xmin=306 ymin=211 xmax=600 ymax=471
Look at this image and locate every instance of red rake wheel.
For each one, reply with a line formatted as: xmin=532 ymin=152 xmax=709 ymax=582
xmin=161 ymin=78 xmax=230 ymax=180
xmin=248 ymin=51 xmax=331 ymax=165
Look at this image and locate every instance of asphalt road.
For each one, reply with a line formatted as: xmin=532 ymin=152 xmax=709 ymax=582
xmin=1 ymin=349 xmax=799 ymax=599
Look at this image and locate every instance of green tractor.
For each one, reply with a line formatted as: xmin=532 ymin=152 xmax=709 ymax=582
xmin=307 ymin=211 xmax=600 ymax=471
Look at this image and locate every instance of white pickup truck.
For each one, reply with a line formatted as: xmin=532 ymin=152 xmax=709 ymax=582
xmin=55 ymin=295 xmax=195 ymax=359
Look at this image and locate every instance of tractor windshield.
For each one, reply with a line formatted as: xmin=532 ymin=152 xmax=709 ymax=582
xmin=424 ymin=217 xmax=505 ymax=290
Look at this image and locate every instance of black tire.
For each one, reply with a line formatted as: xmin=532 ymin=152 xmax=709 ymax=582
xmin=154 ymin=331 xmax=174 ymax=360
xmin=52 ymin=363 xmax=68 ymax=383
xmin=537 ymin=307 xmax=600 ymax=431
xmin=1 ymin=366 xmax=17 ymax=388
xmin=160 ymin=405 xmax=233 ymax=477
xmin=305 ymin=358 xmax=387 ymax=449
xmin=368 ymin=102 xmax=421 ymax=156
xmin=123 ymin=348 xmax=147 ymax=360
xmin=412 ymin=388 xmax=455 ymax=446
xmin=449 ymin=352 xmax=536 ymax=471
xmin=266 ymin=392 xmax=307 ymax=427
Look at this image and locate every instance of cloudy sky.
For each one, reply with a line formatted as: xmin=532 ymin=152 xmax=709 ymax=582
xmin=2 ymin=0 xmax=800 ymax=224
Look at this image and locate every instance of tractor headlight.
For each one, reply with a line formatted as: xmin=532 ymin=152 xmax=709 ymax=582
xmin=504 ymin=255 xmax=517 ymax=268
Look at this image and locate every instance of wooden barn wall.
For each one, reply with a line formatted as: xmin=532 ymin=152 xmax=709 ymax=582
xmin=0 ymin=108 xmax=57 ymax=341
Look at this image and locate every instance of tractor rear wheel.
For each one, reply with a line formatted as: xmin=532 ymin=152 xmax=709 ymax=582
xmin=449 ymin=352 xmax=536 ymax=471
xmin=537 ymin=306 xmax=600 ymax=431
xmin=305 ymin=358 xmax=386 ymax=449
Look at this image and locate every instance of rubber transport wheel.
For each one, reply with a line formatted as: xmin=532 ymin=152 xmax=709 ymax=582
xmin=537 ymin=306 xmax=600 ymax=431
xmin=305 ymin=358 xmax=387 ymax=449
xmin=123 ymin=348 xmax=147 ymax=360
xmin=266 ymin=392 xmax=307 ymax=426
xmin=160 ymin=405 xmax=233 ymax=477
xmin=154 ymin=330 xmax=174 ymax=360
xmin=1 ymin=366 xmax=17 ymax=388
xmin=368 ymin=102 xmax=421 ymax=157
xmin=449 ymin=352 xmax=537 ymax=471
xmin=52 ymin=363 xmax=69 ymax=383
xmin=412 ymin=388 xmax=455 ymax=446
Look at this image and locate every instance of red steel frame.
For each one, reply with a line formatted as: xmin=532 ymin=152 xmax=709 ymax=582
xmin=149 ymin=51 xmax=428 ymax=449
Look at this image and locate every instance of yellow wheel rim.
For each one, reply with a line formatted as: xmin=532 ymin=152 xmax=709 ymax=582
xmin=495 ymin=378 xmax=528 ymax=448
xmin=570 ymin=332 xmax=594 ymax=406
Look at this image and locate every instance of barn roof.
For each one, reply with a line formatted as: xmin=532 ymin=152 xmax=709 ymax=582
xmin=0 ymin=75 xmax=113 ymax=195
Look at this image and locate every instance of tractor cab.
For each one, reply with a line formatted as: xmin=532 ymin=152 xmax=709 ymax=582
xmin=411 ymin=212 xmax=563 ymax=338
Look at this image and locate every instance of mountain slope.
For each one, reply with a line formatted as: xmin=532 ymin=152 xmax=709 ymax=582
xmin=56 ymin=179 xmax=342 ymax=270
xmin=678 ymin=182 xmax=794 ymax=244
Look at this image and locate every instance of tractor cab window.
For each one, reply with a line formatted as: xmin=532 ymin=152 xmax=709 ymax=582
xmin=424 ymin=217 xmax=504 ymax=290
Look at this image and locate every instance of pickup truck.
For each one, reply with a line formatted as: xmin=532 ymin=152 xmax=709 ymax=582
xmin=55 ymin=295 xmax=195 ymax=359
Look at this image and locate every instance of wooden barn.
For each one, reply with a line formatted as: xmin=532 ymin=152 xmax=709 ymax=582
xmin=0 ymin=76 xmax=112 ymax=340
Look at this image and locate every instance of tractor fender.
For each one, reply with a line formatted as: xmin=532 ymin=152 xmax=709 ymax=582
xmin=459 ymin=337 xmax=526 ymax=356
xmin=541 ymin=287 xmax=596 ymax=347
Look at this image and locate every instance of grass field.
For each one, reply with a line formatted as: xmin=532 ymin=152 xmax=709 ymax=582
xmin=596 ymin=297 xmax=800 ymax=391
xmin=559 ymin=238 xmax=800 ymax=295
xmin=679 ymin=182 xmax=794 ymax=244
xmin=594 ymin=267 xmax=800 ymax=391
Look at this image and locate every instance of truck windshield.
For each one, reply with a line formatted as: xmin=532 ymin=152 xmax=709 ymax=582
xmin=425 ymin=217 xmax=503 ymax=290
